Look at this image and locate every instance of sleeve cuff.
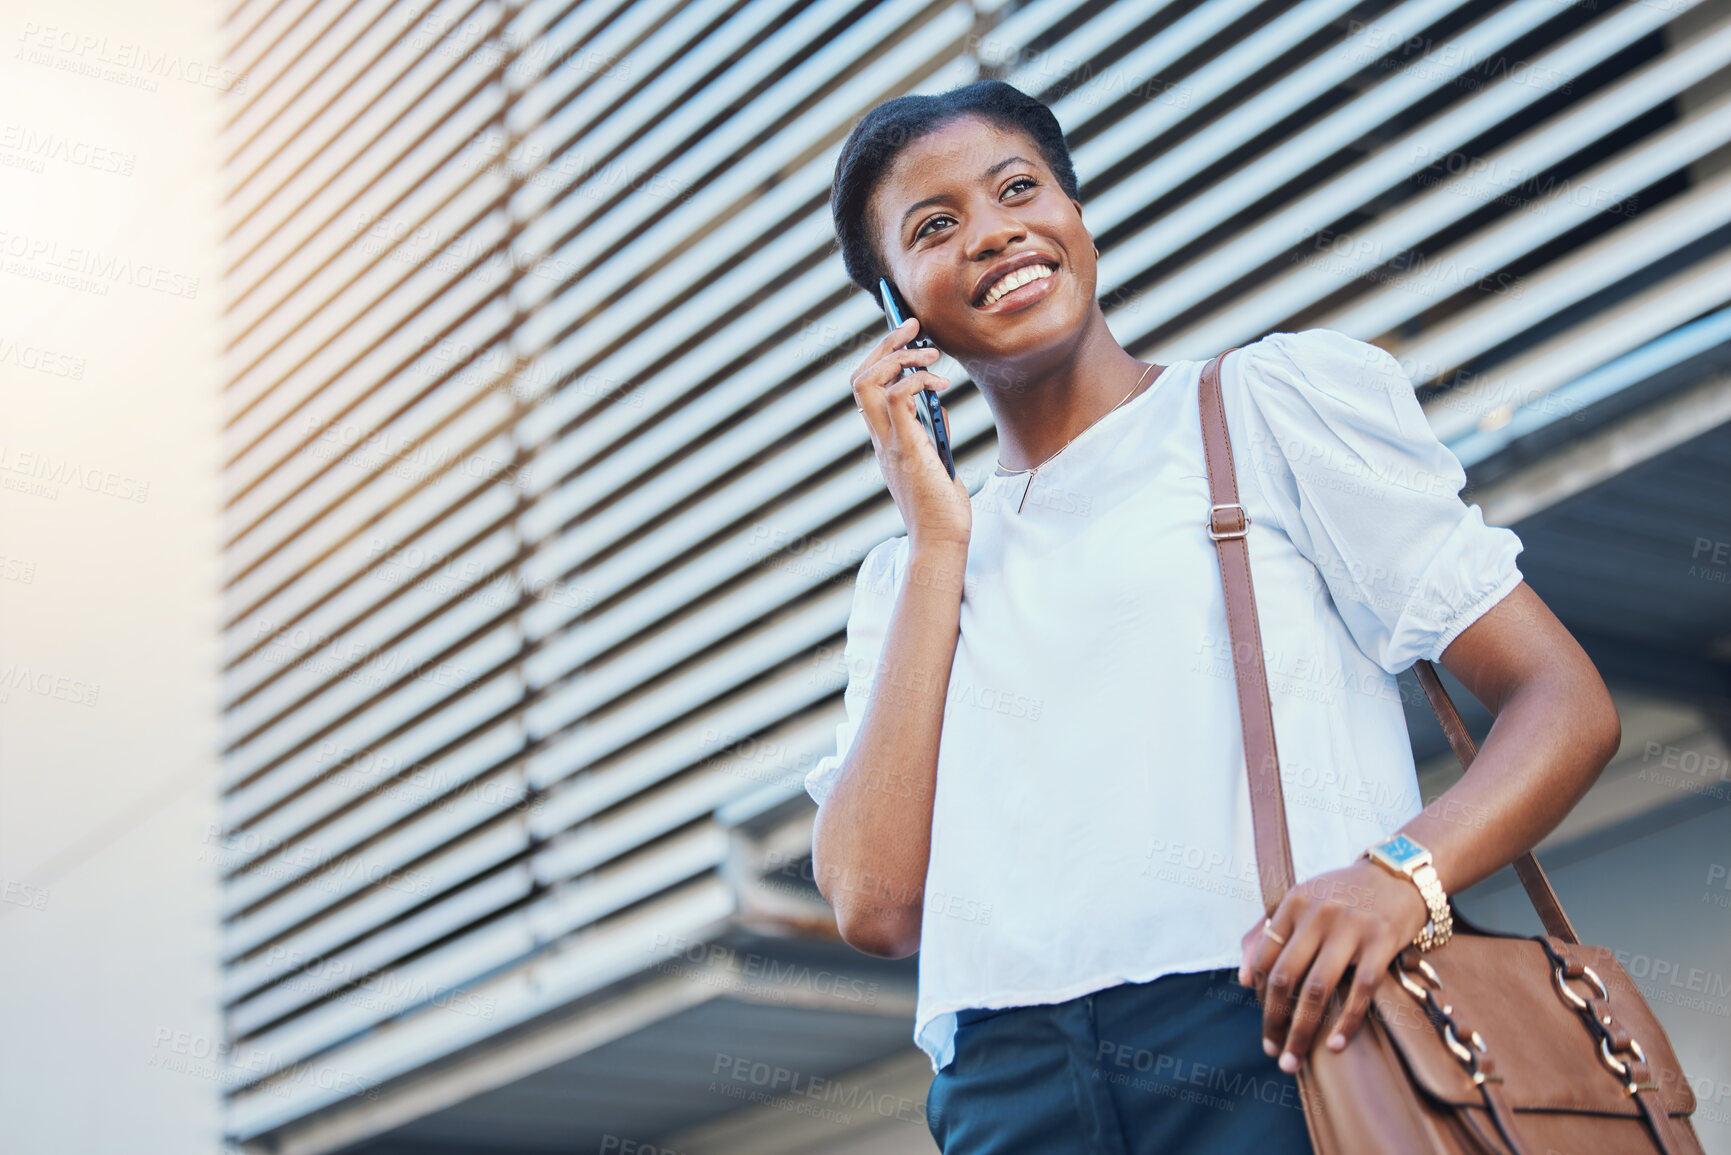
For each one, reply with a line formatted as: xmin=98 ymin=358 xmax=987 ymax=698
xmin=1426 ymin=564 xmax=1523 ymax=662
xmin=804 ymin=752 xmax=843 ymax=808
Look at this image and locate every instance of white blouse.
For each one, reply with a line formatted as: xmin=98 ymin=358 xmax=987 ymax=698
xmin=804 ymin=327 xmax=1524 ymax=1075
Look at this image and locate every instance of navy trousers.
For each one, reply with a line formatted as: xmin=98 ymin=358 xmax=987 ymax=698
xmin=925 ymin=967 xmax=1318 ymax=1154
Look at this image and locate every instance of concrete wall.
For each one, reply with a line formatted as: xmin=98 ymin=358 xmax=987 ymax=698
xmin=0 ymin=0 xmax=228 ymax=1150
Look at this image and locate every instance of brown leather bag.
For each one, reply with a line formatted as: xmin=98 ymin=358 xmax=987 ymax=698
xmin=1195 ymin=347 xmax=1703 ymax=1155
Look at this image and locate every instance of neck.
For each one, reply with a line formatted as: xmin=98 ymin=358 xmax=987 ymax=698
xmin=966 ymin=307 xmax=1155 ymax=473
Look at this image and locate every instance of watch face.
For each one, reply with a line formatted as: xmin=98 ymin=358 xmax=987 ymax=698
xmin=1377 ymin=834 xmax=1427 ymax=867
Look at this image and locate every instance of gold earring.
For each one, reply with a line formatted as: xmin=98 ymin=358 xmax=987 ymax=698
xmin=1093 ymin=244 xmax=1100 ymax=258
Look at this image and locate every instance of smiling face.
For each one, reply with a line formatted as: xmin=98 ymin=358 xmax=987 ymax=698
xmin=867 ymin=115 xmax=1097 ymax=376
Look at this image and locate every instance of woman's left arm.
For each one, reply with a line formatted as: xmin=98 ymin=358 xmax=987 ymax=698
xmin=1239 ymin=579 xmax=1622 ymax=1074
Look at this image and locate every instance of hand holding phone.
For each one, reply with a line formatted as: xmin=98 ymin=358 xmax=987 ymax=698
xmin=877 ymin=277 xmax=957 ymax=480
xmin=851 ymin=279 xmax=971 ymax=553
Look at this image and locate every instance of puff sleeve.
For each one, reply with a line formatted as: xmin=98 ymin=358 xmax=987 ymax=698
xmin=1234 ymin=328 xmax=1524 ymax=675
xmin=803 ymin=535 xmax=906 ymax=807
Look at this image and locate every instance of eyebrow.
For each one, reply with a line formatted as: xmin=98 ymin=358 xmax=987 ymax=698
xmin=898 ymin=155 xmax=1035 ymax=232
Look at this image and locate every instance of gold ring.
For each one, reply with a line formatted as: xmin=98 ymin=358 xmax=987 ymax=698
xmin=1263 ymin=919 xmax=1287 ymax=946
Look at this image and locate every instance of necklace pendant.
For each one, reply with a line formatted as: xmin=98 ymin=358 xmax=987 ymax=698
xmin=1016 ymin=468 xmax=1035 ymax=514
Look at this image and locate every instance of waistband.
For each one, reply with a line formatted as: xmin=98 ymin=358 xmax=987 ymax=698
xmin=952 ymin=967 xmax=1241 ymax=1028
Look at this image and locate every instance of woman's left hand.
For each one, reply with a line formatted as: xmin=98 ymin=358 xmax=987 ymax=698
xmin=1237 ymin=859 xmax=1431 ymax=1074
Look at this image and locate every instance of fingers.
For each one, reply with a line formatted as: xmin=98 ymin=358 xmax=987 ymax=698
xmin=1239 ymin=919 xmax=1277 ymax=987
xmin=851 ymin=319 xmax=935 ymax=397
xmin=852 ymin=316 xmax=917 ymax=387
xmin=1279 ymin=934 xmax=1356 ymax=1071
xmin=852 ymin=346 xmax=944 ymax=427
xmin=860 ymin=365 xmax=950 ymax=457
xmin=868 ymin=315 xmax=919 ymax=365
xmin=1256 ymin=899 xmax=1325 ymax=1069
xmin=1244 ymin=914 xmax=1289 ymax=990
xmin=1326 ymin=957 xmax=1385 ymax=1053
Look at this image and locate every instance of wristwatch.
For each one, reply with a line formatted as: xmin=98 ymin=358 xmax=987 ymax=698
xmin=1364 ymin=833 xmax=1453 ymax=951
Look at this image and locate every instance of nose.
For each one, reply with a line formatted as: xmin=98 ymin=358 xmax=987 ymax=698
xmin=963 ymin=199 xmax=1025 ymax=263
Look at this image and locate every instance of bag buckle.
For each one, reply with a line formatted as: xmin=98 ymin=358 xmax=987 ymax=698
xmin=1206 ymin=502 xmax=1250 ymax=540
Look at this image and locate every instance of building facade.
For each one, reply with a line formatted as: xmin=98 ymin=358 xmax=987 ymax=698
xmin=214 ymin=0 xmax=1731 ymax=1151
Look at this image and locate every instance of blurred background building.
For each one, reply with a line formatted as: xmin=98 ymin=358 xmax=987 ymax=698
xmin=3 ymin=0 xmax=1729 ymax=1152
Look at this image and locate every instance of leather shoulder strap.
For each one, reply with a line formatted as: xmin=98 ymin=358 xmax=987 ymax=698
xmin=1410 ymin=661 xmax=1578 ymax=942
xmin=1197 ymin=347 xmax=1295 ymax=913
xmin=1196 ymin=348 xmax=1579 ymax=943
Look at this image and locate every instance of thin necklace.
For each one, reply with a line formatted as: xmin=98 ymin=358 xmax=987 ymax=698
xmin=995 ymin=361 xmax=1159 ymax=515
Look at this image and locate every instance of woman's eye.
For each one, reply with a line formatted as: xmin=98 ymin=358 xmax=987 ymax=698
xmin=1005 ymin=177 xmax=1036 ymax=196
xmin=915 ymin=214 xmax=955 ymax=239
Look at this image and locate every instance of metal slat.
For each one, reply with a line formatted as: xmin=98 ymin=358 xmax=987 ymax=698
xmin=1105 ymin=0 xmax=1696 ymax=357
xmin=220 ymin=712 xmax=526 ymax=887
xmin=1180 ymin=17 xmax=1731 ymax=363
xmin=227 ymin=825 xmax=731 ymax=1085
xmin=221 ymin=819 xmax=532 ymax=999
xmin=226 ymin=0 xmax=374 ymax=146
xmin=225 ymin=879 xmax=737 ymax=1138
xmin=220 ymin=480 xmax=518 ymax=679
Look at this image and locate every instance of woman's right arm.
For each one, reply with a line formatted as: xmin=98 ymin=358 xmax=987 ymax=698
xmin=810 ymin=541 xmax=966 ymax=957
xmin=810 ymin=317 xmax=972 ymax=958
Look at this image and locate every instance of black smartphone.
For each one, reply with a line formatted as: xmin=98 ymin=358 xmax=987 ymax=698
xmin=876 ymin=276 xmax=957 ymax=480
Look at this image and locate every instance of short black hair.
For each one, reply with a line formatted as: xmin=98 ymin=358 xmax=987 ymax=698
xmin=830 ymin=80 xmax=1079 ymax=297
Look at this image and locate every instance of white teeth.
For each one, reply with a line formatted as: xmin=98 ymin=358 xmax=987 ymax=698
xmin=982 ymin=263 xmax=1053 ymax=305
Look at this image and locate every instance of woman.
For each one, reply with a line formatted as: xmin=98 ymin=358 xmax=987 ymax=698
xmin=803 ymin=80 xmax=1619 ymax=1153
